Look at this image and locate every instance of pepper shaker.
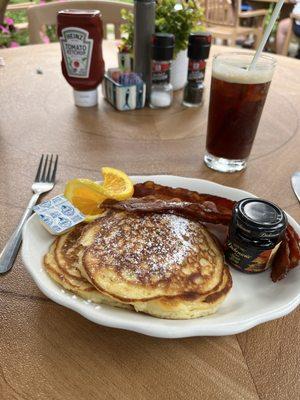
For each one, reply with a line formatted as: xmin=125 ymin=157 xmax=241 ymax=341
xmin=182 ymin=32 xmax=212 ymax=107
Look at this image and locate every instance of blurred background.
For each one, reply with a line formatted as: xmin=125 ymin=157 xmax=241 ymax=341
xmin=0 ymin=0 xmax=299 ymax=57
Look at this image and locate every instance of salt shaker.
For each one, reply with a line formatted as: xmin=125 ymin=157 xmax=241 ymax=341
xmin=149 ymin=33 xmax=175 ymax=109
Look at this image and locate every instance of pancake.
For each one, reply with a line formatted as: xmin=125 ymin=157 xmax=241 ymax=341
xmin=55 ymin=224 xmax=85 ymax=279
xmin=44 ymin=229 xmax=131 ymax=309
xmin=77 ymin=211 xmax=232 ymax=319
xmin=133 ymin=268 xmax=231 ymax=319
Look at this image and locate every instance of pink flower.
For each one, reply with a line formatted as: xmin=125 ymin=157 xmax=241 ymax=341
xmin=39 ymin=0 xmax=46 ymax=5
xmin=4 ymin=17 xmax=14 ymax=26
xmin=42 ymin=34 xmax=50 ymax=44
xmin=0 ymin=25 xmax=9 ymax=34
xmin=39 ymin=30 xmax=50 ymax=44
xmin=9 ymin=41 xmax=20 ymax=48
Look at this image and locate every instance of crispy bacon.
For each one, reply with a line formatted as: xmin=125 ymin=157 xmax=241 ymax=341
xmin=103 ymin=196 xmax=233 ymax=225
xmin=271 ymin=237 xmax=291 ymax=282
xmin=270 ymin=224 xmax=300 ymax=281
xmin=134 ymin=181 xmax=235 ymax=221
xmin=286 ymin=224 xmax=300 ymax=266
xmin=106 ymin=181 xmax=300 ymax=282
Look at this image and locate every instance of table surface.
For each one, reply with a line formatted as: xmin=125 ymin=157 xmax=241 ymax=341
xmin=0 ymin=41 xmax=299 ymax=400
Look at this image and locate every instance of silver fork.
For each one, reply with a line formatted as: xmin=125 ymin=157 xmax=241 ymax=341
xmin=0 ymin=154 xmax=58 ymax=274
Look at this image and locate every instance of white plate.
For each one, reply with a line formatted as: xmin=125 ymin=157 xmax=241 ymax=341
xmin=22 ymin=176 xmax=300 ymax=338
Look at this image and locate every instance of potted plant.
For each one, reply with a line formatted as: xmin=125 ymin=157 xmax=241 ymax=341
xmin=117 ymin=9 xmax=134 ymax=71
xmin=119 ymin=0 xmax=205 ymax=90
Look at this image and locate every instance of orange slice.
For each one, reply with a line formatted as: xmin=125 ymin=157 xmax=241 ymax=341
xmin=101 ymin=167 xmax=134 ymax=201
xmin=64 ymin=179 xmax=106 ymax=221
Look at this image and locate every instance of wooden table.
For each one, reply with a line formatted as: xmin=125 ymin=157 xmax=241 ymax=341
xmin=0 ymin=41 xmax=299 ymax=400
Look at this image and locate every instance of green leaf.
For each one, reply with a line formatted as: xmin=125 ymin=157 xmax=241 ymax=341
xmin=119 ymin=0 xmax=205 ymax=56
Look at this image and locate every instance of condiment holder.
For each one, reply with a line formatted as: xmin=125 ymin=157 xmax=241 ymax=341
xmin=102 ymin=69 xmax=146 ymax=111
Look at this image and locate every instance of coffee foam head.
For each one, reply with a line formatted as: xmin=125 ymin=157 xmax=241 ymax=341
xmin=212 ymin=54 xmax=275 ymax=84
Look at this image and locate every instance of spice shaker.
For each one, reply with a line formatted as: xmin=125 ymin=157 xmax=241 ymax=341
xmin=225 ymin=198 xmax=287 ymax=274
xmin=134 ymin=0 xmax=155 ymax=101
xmin=182 ymin=32 xmax=211 ymax=107
xmin=149 ymin=33 xmax=175 ymax=109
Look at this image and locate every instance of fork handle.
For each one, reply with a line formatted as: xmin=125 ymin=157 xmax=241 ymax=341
xmin=0 ymin=193 xmax=40 ymax=274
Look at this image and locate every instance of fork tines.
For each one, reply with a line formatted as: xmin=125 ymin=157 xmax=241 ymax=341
xmin=35 ymin=154 xmax=58 ymax=183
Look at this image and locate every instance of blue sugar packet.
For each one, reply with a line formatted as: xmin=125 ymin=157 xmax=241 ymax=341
xmin=33 ymin=195 xmax=85 ymax=235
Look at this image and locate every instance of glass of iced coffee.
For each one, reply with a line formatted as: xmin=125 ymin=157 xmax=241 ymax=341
xmin=204 ymin=52 xmax=276 ymax=173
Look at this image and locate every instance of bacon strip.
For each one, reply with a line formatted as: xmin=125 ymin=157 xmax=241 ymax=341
xmin=134 ymin=181 xmax=235 ymax=222
xmin=286 ymin=225 xmax=300 ymax=267
xmin=271 ymin=238 xmax=291 ymax=282
xmin=103 ymin=196 xmax=233 ymax=225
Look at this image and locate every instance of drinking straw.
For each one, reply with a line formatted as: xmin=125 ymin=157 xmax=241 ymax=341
xmin=249 ymin=0 xmax=285 ymax=69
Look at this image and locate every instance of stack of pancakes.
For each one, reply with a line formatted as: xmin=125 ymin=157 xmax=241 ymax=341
xmin=44 ymin=210 xmax=232 ymax=319
xmin=44 ymin=223 xmax=131 ymax=309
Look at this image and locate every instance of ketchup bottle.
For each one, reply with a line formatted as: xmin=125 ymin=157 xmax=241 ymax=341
xmin=57 ymin=10 xmax=105 ymax=107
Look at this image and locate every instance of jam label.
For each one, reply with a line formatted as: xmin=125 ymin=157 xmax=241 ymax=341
xmin=187 ymin=60 xmax=206 ymax=83
xmin=225 ymin=239 xmax=282 ymax=273
xmin=60 ymin=28 xmax=93 ymax=78
xmin=152 ymin=61 xmax=171 ymax=84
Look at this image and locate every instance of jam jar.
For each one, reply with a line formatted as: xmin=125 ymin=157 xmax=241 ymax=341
xmin=225 ymin=198 xmax=287 ymax=273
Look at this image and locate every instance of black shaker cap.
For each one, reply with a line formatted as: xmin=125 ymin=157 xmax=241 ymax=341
xmin=235 ymin=198 xmax=287 ymax=239
xmin=152 ymin=33 xmax=175 ymax=61
xmin=188 ymin=31 xmax=212 ymax=60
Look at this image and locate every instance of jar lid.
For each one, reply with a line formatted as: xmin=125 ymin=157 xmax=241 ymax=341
xmin=235 ymin=198 xmax=287 ymax=238
xmin=152 ymin=33 xmax=175 ymax=61
xmin=188 ymin=32 xmax=212 ymax=60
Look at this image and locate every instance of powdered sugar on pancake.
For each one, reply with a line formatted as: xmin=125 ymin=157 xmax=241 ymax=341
xmin=88 ymin=212 xmax=213 ymax=284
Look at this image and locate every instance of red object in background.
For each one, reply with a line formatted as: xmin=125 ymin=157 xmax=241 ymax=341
xmin=57 ymin=10 xmax=105 ymax=107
